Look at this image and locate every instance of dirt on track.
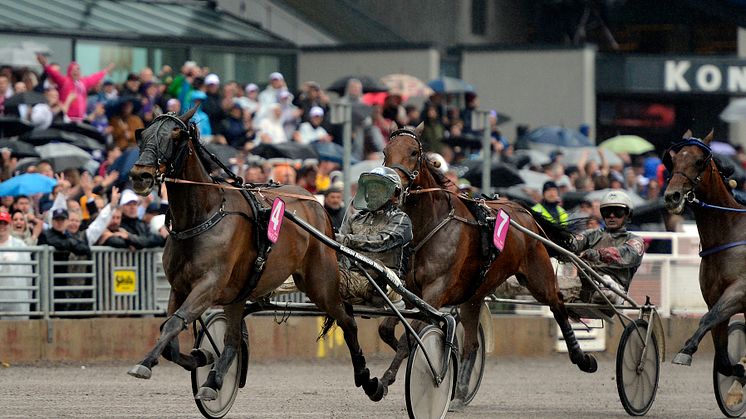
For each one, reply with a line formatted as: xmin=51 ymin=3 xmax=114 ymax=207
xmin=0 ymin=354 xmax=721 ymax=418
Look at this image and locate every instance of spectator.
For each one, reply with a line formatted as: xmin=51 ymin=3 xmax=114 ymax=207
xmin=296 ymin=81 xmax=329 ymax=124
xmin=166 ymin=61 xmax=197 ymax=108
xmin=110 ymin=100 xmax=145 ymax=149
xmin=279 ymin=90 xmax=301 ymax=140
xmin=272 ymin=164 xmax=296 ymax=184
xmin=118 ymin=189 xmax=167 ymax=249
xmin=101 ymin=80 xmax=119 ymax=101
xmin=189 ymin=90 xmax=212 ymax=139
xmin=257 ymin=103 xmax=287 ymax=144
xmin=0 ymin=210 xmax=32 ymax=319
xmin=166 ymin=98 xmax=181 ymax=114
xmin=10 ymin=209 xmax=42 ymax=246
xmin=257 ymin=72 xmax=286 ymax=116
xmin=421 ymin=104 xmax=446 ymax=153
xmin=295 ymin=106 xmax=332 ymax=144
xmin=97 ymin=208 xmax=128 ymax=248
xmin=296 ymin=164 xmax=318 ymax=193
xmin=36 ymin=54 xmax=114 ymax=122
xmin=235 ymin=83 xmax=260 ymax=116
xmin=532 ymin=181 xmax=568 ymax=225
xmin=0 ymin=75 xmax=10 ymax=114
xmin=202 ymin=73 xmax=224 ymax=133
xmin=323 ymin=185 xmax=345 ymax=233
xmin=219 ymin=103 xmax=250 ymax=149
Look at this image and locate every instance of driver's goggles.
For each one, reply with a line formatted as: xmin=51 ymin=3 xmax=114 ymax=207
xmin=601 ymin=207 xmax=627 ymax=219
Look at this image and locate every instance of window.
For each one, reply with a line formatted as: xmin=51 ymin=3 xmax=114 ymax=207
xmin=471 ymin=0 xmax=487 ymax=36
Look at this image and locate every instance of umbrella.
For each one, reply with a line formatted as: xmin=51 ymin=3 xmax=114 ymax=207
xmin=442 ymin=133 xmax=483 ymax=149
xmin=4 ymin=92 xmax=47 ymax=108
xmin=0 ymin=47 xmax=39 ymax=68
xmin=599 ymin=135 xmax=655 ymax=155
xmin=348 ymin=159 xmax=384 ymax=184
xmin=513 ymin=149 xmax=551 ymax=166
xmin=462 ymin=160 xmax=523 ymax=188
xmin=517 ymin=169 xmax=552 ymax=191
xmin=51 ymin=121 xmax=105 ymax=143
xmin=204 ymin=143 xmax=240 ymax=164
xmin=495 ymin=185 xmax=537 ymax=206
xmin=0 ymin=139 xmax=39 ymax=158
xmin=559 ymin=147 xmax=623 ymax=166
xmin=0 ymin=173 xmax=57 ymax=197
xmin=710 ymin=141 xmax=737 ymax=156
xmin=311 ymin=141 xmax=351 ymax=166
xmin=427 ymin=76 xmax=475 ymax=94
xmin=720 ymin=98 xmax=746 ymax=123
xmin=361 ymin=92 xmax=388 ymax=107
xmin=21 ymin=128 xmax=105 ymax=152
xmin=523 ymin=125 xmax=593 ymax=148
xmin=0 ymin=116 xmax=34 ymax=138
xmin=35 ymin=143 xmax=92 ymax=172
xmin=109 ymin=147 xmax=140 ymax=185
xmin=380 ymin=74 xmax=433 ymax=99
xmin=327 ymin=75 xmax=389 ymax=96
xmin=252 ymin=142 xmax=319 ymax=161
xmin=105 ymin=96 xmax=143 ymax=119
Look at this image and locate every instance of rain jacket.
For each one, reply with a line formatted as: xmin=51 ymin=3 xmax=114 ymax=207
xmin=570 ymin=227 xmax=645 ymax=289
xmin=44 ymin=63 xmax=108 ymax=122
xmin=336 ymin=203 xmax=412 ymax=278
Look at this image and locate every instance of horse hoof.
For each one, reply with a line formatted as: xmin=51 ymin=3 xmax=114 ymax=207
xmin=191 ymin=348 xmax=215 ymax=367
xmin=364 ymin=378 xmax=386 ymax=402
xmin=579 ymin=354 xmax=598 ymax=373
xmin=449 ymin=399 xmax=466 ymax=412
xmin=127 ymin=364 xmax=152 ymax=379
xmin=195 ymin=386 xmax=218 ymax=401
xmin=672 ymin=352 xmax=692 ymax=366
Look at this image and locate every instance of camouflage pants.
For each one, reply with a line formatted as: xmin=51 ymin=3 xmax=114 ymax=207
xmin=338 ymin=269 xmax=403 ymax=306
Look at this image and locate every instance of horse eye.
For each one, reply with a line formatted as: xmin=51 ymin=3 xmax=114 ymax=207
xmin=695 ymin=158 xmax=704 ymax=167
xmin=410 ymin=150 xmax=418 ymax=157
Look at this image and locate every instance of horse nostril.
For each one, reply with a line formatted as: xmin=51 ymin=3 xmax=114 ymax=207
xmin=670 ymin=191 xmax=681 ymax=203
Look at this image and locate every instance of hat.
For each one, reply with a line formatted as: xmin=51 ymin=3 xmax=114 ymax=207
xmin=0 ymin=211 xmax=10 ymax=223
xmin=278 ymin=89 xmax=291 ymax=100
xmin=245 ymin=83 xmax=259 ymax=92
xmin=103 ymin=79 xmax=114 ymax=86
xmin=204 ymin=73 xmax=220 ymax=85
xmin=269 ymin=72 xmax=284 ymax=81
xmin=542 ymin=181 xmax=559 ymax=193
xmin=309 ymin=106 xmax=324 ymax=118
xmin=324 ymin=184 xmax=343 ymax=195
xmin=126 ymin=73 xmax=139 ymax=82
xmin=120 ymin=189 xmax=139 ymax=205
xmin=191 ymin=90 xmax=207 ymax=101
xmin=52 ymin=208 xmax=69 ymax=220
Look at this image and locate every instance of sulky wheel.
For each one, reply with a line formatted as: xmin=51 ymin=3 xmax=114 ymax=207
xmin=454 ymin=320 xmax=486 ymax=405
xmin=714 ymin=321 xmax=746 ymax=418
xmin=191 ymin=312 xmax=244 ymax=419
xmin=405 ymin=325 xmax=457 ymax=419
xmin=616 ymin=319 xmax=660 ymax=416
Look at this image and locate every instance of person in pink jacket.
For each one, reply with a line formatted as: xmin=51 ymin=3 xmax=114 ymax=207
xmin=36 ymin=54 xmax=115 ymax=122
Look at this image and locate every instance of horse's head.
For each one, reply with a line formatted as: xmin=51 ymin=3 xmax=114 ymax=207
xmin=130 ymin=107 xmax=198 ymax=195
xmin=383 ymin=123 xmax=425 ymax=193
xmin=663 ymin=129 xmax=714 ymax=214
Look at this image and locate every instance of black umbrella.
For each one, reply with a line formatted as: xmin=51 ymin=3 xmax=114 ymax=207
xmin=105 ymin=96 xmax=143 ymax=119
xmin=0 ymin=138 xmax=39 ymax=158
xmin=204 ymin=143 xmax=240 ymax=164
xmin=442 ymin=133 xmax=483 ymax=150
xmin=51 ymin=121 xmax=105 ymax=143
xmin=20 ymin=128 xmax=105 ymax=152
xmin=5 ymin=92 xmax=47 ymax=108
xmin=0 ymin=116 xmax=33 ymax=138
xmin=327 ymin=75 xmax=389 ymax=96
xmin=251 ymin=142 xmax=319 ymax=161
xmin=461 ymin=160 xmax=523 ymax=188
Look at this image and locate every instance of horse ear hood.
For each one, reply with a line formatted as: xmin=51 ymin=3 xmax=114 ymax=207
xmin=179 ymin=106 xmax=198 ymax=124
xmin=415 ymin=122 xmax=424 ymax=138
xmin=703 ymin=129 xmax=714 ymax=145
xmin=682 ymin=129 xmax=693 ymax=139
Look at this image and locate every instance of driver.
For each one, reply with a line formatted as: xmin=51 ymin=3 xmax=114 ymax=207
xmin=336 ymin=167 xmax=412 ymax=308
xmin=568 ymin=190 xmax=645 ymax=305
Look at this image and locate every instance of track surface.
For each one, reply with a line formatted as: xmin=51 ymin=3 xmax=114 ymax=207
xmin=0 ymin=354 xmax=721 ymax=418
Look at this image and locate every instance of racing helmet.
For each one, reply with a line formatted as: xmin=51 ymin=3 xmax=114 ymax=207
xmin=600 ymin=190 xmax=634 ymax=216
xmin=352 ymin=166 xmax=402 ymax=211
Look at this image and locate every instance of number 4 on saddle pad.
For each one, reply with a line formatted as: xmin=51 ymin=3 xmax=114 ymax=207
xmin=267 ymin=198 xmax=285 ymax=243
xmin=493 ymin=209 xmax=510 ymax=252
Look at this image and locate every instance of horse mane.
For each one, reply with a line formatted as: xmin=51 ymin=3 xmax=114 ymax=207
xmin=421 ymin=156 xmax=458 ymax=191
xmin=192 ymin=140 xmax=223 ymax=174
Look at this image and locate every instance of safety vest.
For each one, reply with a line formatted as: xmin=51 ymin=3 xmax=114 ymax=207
xmin=531 ymin=203 xmax=569 ymax=226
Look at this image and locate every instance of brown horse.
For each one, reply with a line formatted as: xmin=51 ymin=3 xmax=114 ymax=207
xmin=381 ymin=126 xmax=597 ymax=408
xmin=127 ymin=110 xmax=385 ymax=402
xmin=663 ymin=131 xmax=746 ymax=379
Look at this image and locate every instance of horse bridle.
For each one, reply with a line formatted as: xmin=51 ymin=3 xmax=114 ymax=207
xmin=137 ymin=112 xmax=194 ymax=185
xmin=663 ymin=138 xmax=713 ymax=203
xmin=387 ymin=128 xmax=424 ymax=199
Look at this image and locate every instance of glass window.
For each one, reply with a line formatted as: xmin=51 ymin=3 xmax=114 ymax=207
xmin=75 ymin=41 xmax=188 ymax=83
xmin=471 ymin=0 xmax=487 ymax=36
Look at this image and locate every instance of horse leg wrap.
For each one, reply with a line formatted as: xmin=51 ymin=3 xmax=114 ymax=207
xmin=726 ymin=357 xmax=746 ymax=407
xmin=354 ymin=367 xmax=370 ymax=388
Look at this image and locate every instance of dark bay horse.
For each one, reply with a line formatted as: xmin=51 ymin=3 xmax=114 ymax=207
xmin=663 ymin=131 xmax=746 ymax=390
xmin=127 ymin=109 xmax=385 ymax=402
xmin=382 ymin=125 xmax=597 ymax=407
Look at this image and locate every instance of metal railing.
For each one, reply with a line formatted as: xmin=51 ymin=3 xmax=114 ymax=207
xmin=0 ymin=229 xmax=709 ymax=318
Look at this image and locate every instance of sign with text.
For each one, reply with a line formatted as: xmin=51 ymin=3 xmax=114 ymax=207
xmin=493 ymin=209 xmax=510 ymax=252
xmin=113 ymin=268 xmax=137 ymax=295
xmin=268 ymin=198 xmax=285 ymax=244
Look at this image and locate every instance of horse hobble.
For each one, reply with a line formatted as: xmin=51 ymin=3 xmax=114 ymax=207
xmin=127 ymin=109 xmax=386 ymax=404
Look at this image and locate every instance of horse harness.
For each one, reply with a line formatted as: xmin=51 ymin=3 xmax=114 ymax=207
xmin=664 ymin=138 xmax=746 ymax=257
xmin=145 ymin=113 xmax=318 ymax=304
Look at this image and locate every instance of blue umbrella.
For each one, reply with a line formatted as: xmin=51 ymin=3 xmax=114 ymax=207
xmin=310 ymin=141 xmax=358 ymax=166
xmin=427 ymin=76 xmax=475 ymax=94
xmin=109 ymin=147 xmax=140 ymax=185
xmin=0 ymin=173 xmax=57 ymax=196
xmin=524 ymin=126 xmax=593 ymax=148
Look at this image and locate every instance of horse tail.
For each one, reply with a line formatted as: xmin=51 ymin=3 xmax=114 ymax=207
xmin=317 ymin=315 xmax=336 ymax=341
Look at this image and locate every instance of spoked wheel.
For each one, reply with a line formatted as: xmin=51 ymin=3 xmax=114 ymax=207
xmin=191 ymin=312 xmax=244 ymax=419
xmin=714 ymin=321 xmax=746 ymax=418
xmin=454 ymin=320 xmax=486 ymax=405
xmin=616 ymin=319 xmax=660 ymax=416
xmin=405 ymin=325 xmax=457 ymax=419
